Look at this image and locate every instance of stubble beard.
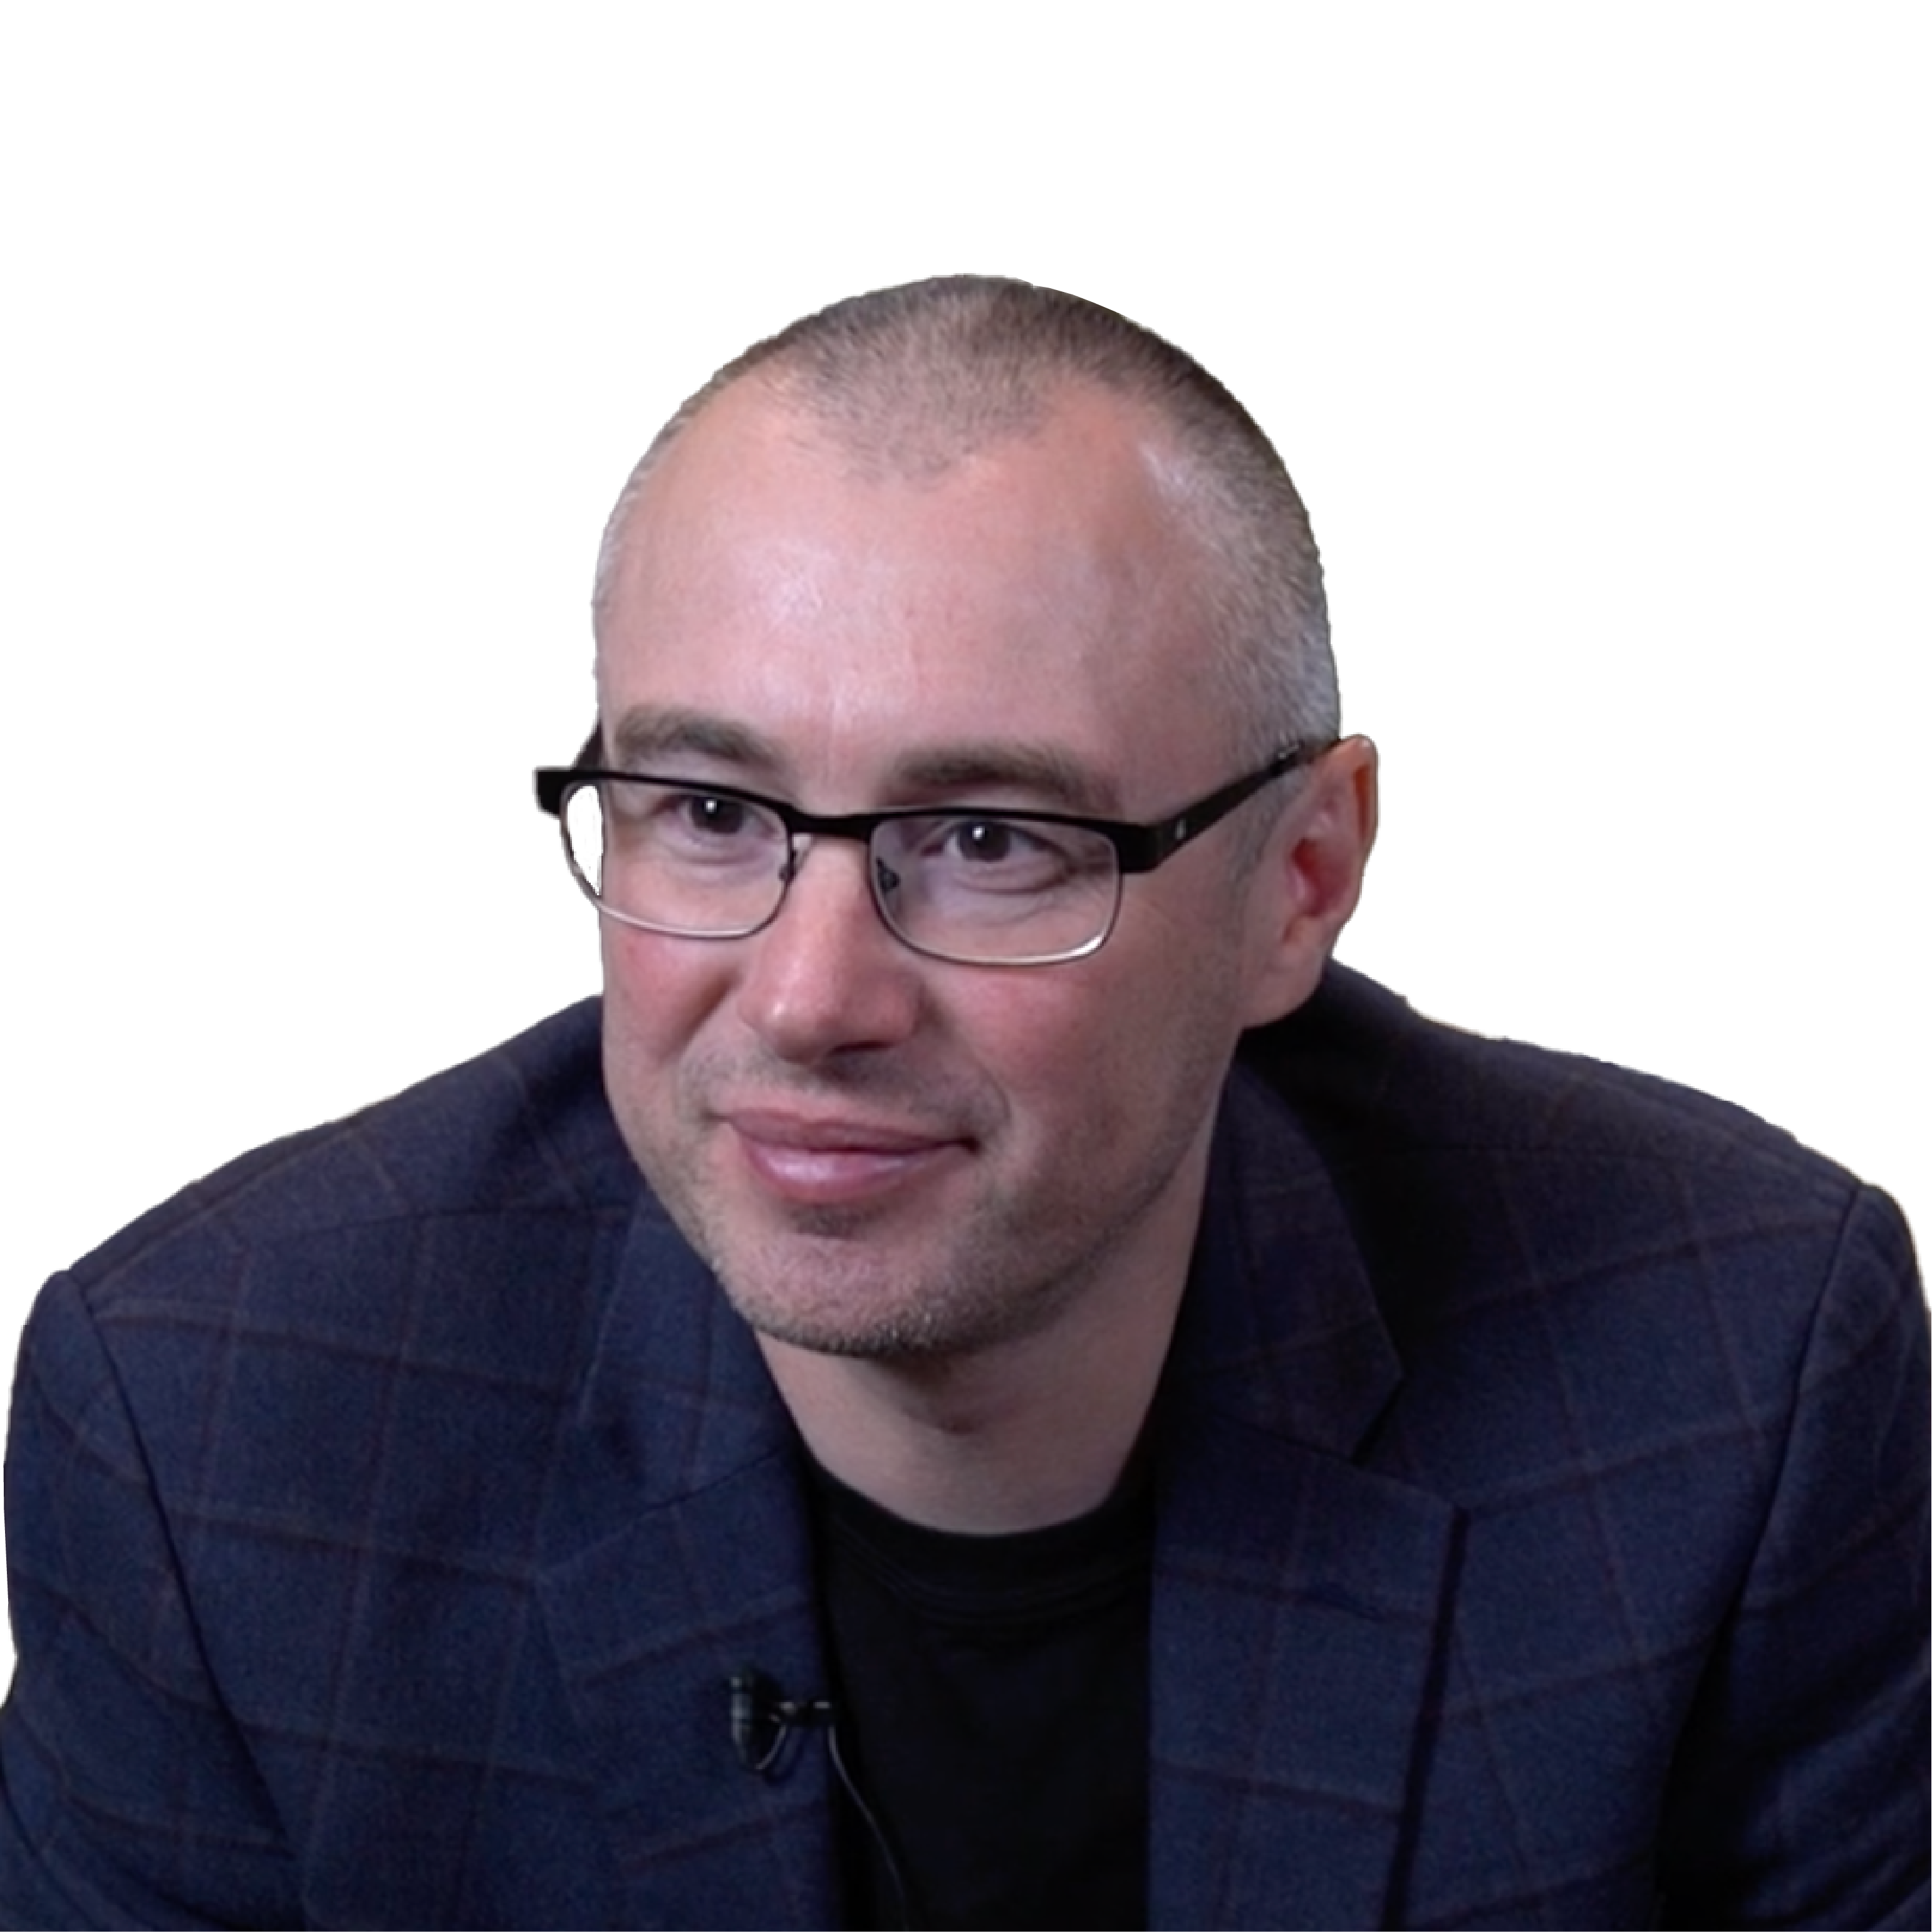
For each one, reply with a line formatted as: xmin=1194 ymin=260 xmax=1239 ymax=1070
xmin=619 ymin=1044 xmax=1063 ymax=1361
xmin=609 ymin=971 xmax=1240 ymax=1367
xmin=678 ymin=1180 xmax=1089 ymax=1361
xmin=663 ymin=1099 xmax=1218 ymax=1366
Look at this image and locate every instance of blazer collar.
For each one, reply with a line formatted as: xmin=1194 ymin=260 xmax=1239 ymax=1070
xmin=1165 ymin=1057 xmax=1405 ymax=1455
xmin=1148 ymin=1063 xmax=1460 ymax=1929
xmin=536 ymin=1200 xmax=840 ymax=1929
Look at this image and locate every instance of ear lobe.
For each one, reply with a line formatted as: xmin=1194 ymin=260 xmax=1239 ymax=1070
xmin=1239 ymin=735 xmax=1379 ymax=1027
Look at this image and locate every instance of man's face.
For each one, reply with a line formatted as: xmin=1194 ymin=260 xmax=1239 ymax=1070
xmin=594 ymin=379 xmax=1297 ymax=1361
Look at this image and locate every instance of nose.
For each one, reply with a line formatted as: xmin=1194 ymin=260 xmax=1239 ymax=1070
xmin=733 ymin=838 xmax=924 ymax=1063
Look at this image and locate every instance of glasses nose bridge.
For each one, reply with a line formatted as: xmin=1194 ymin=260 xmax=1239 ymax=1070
xmin=773 ymin=820 xmax=901 ymax=937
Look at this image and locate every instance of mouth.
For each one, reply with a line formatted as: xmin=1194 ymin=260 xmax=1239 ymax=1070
xmin=721 ymin=1108 xmax=970 ymax=1210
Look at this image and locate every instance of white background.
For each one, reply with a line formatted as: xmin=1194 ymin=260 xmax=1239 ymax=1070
xmin=2 ymin=7 xmax=1924 ymax=1649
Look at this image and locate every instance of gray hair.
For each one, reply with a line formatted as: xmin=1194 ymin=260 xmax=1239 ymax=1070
xmin=592 ymin=276 xmax=1339 ymax=764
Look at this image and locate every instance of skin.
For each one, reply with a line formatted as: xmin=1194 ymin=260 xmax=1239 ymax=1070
xmin=594 ymin=374 xmax=1376 ymax=1529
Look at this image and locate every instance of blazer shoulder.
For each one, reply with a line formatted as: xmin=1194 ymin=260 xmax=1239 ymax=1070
xmin=1236 ymin=965 xmax=1921 ymax=1356
xmin=60 ymin=997 xmax=635 ymax=1314
xmin=1245 ymin=963 xmax=1871 ymax=1217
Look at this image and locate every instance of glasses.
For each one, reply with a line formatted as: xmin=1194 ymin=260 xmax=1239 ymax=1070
xmin=532 ymin=743 xmax=1318 ymax=967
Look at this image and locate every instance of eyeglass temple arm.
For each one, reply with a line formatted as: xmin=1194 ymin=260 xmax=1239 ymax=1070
xmin=1110 ymin=743 xmax=1318 ymax=874
xmin=533 ymin=725 xmax=606 ymax=817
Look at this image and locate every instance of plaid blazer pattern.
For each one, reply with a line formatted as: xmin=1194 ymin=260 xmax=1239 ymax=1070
xmin=1 ymin=966 xmax=1924 ymax=1928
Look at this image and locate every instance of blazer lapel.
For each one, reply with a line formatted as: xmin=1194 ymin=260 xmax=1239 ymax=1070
xmin=535 ymin=1203 xmax=841 ymax=1930
xmin=1150 ymin=1066 xmax=1462 ymax=1930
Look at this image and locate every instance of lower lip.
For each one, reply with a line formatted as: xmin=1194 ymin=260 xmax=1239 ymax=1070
xmin=728 ymin=1128 xmax=961 ymax=1208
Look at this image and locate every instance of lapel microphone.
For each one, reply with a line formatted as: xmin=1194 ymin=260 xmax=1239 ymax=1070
xmin=729 ymin=1666 xmax=836 ymax=1777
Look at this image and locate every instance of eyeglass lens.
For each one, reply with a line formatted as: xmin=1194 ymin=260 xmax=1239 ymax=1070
xmin=561 ymin=780 xmax=1124 ymax=965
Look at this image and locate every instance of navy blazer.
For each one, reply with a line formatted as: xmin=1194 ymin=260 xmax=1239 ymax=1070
xmin=1 ymin=967 xmax=1924 ymax=1928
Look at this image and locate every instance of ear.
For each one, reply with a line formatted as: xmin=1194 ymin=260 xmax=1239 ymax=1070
xmin=1237 ymin=735 xmax=1379 ymax=1027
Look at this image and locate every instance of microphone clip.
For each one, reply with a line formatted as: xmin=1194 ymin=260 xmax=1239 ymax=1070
xmin=729 ymin=1666 xmax=834 ymax=1779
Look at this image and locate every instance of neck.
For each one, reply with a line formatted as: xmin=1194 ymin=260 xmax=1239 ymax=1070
xmin=756 ymin=1228 xmax=1193 ymax=1535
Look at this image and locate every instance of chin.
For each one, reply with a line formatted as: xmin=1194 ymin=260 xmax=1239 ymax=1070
xmin=717 ymin=1250 xmax=1059 ymax=1364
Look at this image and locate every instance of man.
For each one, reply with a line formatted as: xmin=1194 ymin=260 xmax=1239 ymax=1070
xmin=1 ymin=277 xmax=1923 ymax=1929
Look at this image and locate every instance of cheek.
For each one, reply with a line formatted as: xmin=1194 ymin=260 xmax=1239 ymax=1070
xmin=603 ymin=923 xmax=724 ymax=1024
xmin=967 ymin=945 xmax=1235 ymax=1146
xmin=598 ymin=927 xmax=731 ymax=1114
xmin=1075 ymin=919 xmax=1249 ymax=1116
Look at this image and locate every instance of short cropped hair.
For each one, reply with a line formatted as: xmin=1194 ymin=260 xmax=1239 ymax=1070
xmin=593 ymin=276 xmax=1339 ymax=763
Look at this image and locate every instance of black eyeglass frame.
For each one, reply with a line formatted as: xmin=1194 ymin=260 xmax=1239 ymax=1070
xmin=536 ymin=741 xmax=1316 ymax=869
xmin=531 ymin=739 xmax=1323 ymax=960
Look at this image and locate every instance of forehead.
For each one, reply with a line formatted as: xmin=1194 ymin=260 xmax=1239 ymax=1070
xmin=595 ymin=378 xmax=1231 ymax=799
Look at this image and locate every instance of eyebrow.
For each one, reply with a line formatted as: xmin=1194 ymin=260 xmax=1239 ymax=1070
xmin=889 ymin=743 xmax=1122 ymax=816
xmin=606 ymin=706 xmax=783 ymax=774
xmin=603 ymin=705 xmax=1122 ymax=815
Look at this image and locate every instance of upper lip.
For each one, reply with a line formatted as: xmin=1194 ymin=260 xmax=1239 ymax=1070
xmin=722 ymin=1107 xmax=961 ymax=1153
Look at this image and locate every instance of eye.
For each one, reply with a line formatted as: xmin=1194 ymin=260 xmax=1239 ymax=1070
xmin=914 ymin=815 xmax=1093 ymax=894
xmin=606 ymin=784 xmax=746 ymax=833
xmin=673 ymin=792 xmax=752 ymax=838
xmin=606 ymin=783 xmax=780 ymax=868
xmin=947 ymin=819 xmax=1027 ymax=865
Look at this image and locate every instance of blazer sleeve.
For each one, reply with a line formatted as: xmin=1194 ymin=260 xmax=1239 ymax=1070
xmin=0 ymin=1272 xmax=301 ymax=1929
xmin=1659 ymin=1185 xmax=1929 ymax=1929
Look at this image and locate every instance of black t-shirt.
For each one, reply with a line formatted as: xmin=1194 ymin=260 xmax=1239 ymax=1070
xmin=809 ymin=1460 xmax=1153 ymax=1931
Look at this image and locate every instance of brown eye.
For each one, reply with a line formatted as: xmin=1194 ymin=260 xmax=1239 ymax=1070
xmin=677 ymin=793 xmax=752 ymax=838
